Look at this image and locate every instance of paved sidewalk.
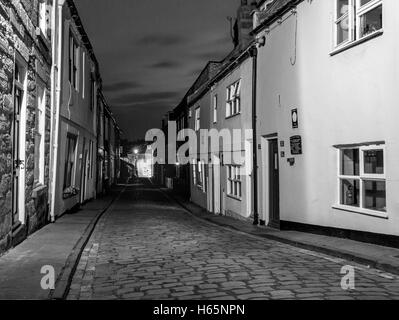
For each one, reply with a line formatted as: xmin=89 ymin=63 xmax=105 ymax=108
xmin=164 ymin=189 xmax=399 ymax=276
xmin=0 ymin=189 xmax=120 ymax=300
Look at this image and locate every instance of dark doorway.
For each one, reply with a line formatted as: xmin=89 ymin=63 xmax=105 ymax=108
xmin=268 ymin=139 xmax=280 ymax=229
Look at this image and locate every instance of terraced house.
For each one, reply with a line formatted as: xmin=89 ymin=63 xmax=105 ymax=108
xmin=0 ymin=0 xmax=121 ymax=254
xmin=0 ymin=0 xmax=52 ymax=251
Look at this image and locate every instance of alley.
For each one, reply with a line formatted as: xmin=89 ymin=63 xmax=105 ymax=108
xmin=66 ymin=180 xmax=399 ymax=300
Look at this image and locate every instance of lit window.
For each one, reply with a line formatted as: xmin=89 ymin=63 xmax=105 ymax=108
xmin=227 ymin=165 xmax=242 ymax=199
xmin=226 ymin=80 xmax=241 ymax=118
xmin=338 ymin=144 xmax=386 ymax=213
xmin=334 ymin=0 xmax=382 ymax=47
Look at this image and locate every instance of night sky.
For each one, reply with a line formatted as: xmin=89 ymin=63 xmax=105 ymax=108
xmin=74 ymin=0 xmax=241 ymax=141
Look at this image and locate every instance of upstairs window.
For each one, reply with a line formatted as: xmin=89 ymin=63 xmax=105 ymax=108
xmin=195 ymin=107 xmax=200 ymax=131
xmin=226 ymin=80 xmax=241 ymax=118
xmin=39 ymin=0 xmax=50 ymax=38
xmin=338 ymin=144 xmax=386 ymax=214
xmin=69 ymin=33 xmax=79 ymax=90
xmin=334 ymin=0 xmax=382 ymax=48
xmin=213 ymin=95 xmax=218 ymax=123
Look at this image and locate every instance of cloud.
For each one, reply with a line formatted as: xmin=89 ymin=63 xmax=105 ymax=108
xmin=112 ymin=91 xmax=182 ymax=105
xmin=103 ymin=81 xmax=143 ymax=92
xmin=137 ymin=34 xmax=188 ymax=46
xmin=148 ymin=60 xmax=182 ymax=69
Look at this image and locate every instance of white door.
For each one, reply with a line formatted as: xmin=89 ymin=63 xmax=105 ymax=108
xmin=213 ymin=155 xmax=221 ymax=214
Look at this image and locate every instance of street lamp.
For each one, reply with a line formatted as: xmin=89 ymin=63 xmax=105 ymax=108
xmin=134 ymin=148 xmax=139 ymax=155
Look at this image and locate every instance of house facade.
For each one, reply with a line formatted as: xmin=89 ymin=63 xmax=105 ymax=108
xmin=253 ymin=0 xmax=399 ymax=243
xmin=0 ymin=0 xmax=53 ymax=251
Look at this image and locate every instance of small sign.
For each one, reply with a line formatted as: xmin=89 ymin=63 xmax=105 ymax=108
xmin=281 ymin=151 xmax=285 ymax=158
xmin=291 ymin=109 xmax=299 ymax=129
xmin=280 ymin=141 xmax=285 ymax=147
xmin=290 ymin=135 xmax=302 ymax=155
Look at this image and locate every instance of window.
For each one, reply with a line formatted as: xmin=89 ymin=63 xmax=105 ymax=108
xmin=334 ymin=0 xmax=382 ymax=47
xmin=64 ymin=134 xmax=77 ymax=189
xmin=90 ymin=78 xmax=95 ymax=111
xmin=69 ymin=33 xmax=79 ymax=89
xmin=338 ymin=144 xmax=386 ymax=213
xmin=227 ymin=165 xmax=242 ymax=199
xmin=195 ymin=107 xmax=200 ymax=131
xmin=213 ymin=95 xmax=218 ymax=123
xmin=192 ymin=160 xmax=197 ymax=185
xmin=188 ymin=108 xmax=192 ymax=118
xmin=226 ymin=80 xmax=241 ymax=118
xmin=39 ymin=0 xmax=49 ymax=38
xmin=34 ymin=86 xmax=46 ymax=186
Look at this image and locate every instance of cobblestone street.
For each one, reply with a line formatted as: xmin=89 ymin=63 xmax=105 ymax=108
xmin=67 ymin=180 xmax=399 ymax=300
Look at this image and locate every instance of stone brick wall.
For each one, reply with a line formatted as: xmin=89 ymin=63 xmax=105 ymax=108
xmin=0 ymin=0 xmax=51 ymax=253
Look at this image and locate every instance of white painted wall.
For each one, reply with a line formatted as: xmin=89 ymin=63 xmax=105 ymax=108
xmin=255 ymin=0 xmax=399 ymax=235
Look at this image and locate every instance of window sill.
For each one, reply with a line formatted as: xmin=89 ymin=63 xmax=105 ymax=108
xmin=227 ymin=194 xmax=242 ymax=202
xmin=225 ymin=113 xmax=241 ymax=120
xmin=330 ymin=30 xmax=383 ymax=56
xmin=32 ymin=184 xmax=47 ymax=199
xmin=332 ymin=204 xmax=388 ymax=219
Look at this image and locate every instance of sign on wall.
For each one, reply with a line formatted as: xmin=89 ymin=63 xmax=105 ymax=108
xmin=290 ymin=135 xmax=302 ymax=155
xmin=291 ymin=109 xmax=299 ymax=129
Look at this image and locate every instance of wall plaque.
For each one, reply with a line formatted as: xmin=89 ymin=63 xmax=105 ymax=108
xmin=290 ymin=135 xmax=302 ymax=155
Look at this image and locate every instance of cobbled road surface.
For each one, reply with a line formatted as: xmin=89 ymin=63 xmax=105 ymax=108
xmin=67 ymin=180 xmax=399 ymax=300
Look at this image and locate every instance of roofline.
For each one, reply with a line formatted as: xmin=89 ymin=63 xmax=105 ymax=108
xmin=251 ymin=0 xmax=303 ymax=35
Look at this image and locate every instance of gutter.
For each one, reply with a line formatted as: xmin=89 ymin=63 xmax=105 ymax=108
xmin=249 ymin=45 xmax=259 ymax=226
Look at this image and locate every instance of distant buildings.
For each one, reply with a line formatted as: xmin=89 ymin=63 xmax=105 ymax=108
xmin=154 ymin=0 xmax=399 ymax=246
xmin=0 ymin=0 xmax=120 ymax=254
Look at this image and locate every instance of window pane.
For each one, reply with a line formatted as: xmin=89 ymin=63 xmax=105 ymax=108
xmin=363 ymin=149 xmax=384 ymax=174
xmin=341 ymin=179 xmax=360 ymax=207
xmin=364 ymin=180 xmax=386 ymax=212
xmin=336 ymin=17 xmax=350 ymax=44
xmin=360 ymin=0 xmax=373 ymax=7
xmin=337 ymin=0 xmax=349 ymax=18
xmin=341 ymin=149 xmax=359 ymax=176
xmin=359 ymin=5 xmax=382 ymax=38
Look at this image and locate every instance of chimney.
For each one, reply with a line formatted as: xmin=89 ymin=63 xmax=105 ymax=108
xmin=233 ymin=0 xmax=257 ymax=49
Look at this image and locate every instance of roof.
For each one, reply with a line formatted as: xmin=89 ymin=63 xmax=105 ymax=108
xmin=252 ymin=0 xmax=301 ymax=34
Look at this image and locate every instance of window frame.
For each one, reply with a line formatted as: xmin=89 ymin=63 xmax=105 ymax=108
xmin=333 ymin=0 xmax=383 ymax=50
xmin=226 ymin=80 xmax=241 ymax=118
xmin=34 ymin=85 xmax=46 ymax=187
xmin=226 ymin=165 xmax=242 ymax=200
xmin=336 ymin=144 xmax=387 ymax=217
xmin=195 ymin=107 xmax=200 ymax=132
xmin=69 ymin=31 xmax=79 ymax=90
xmin=213 ymin=95 xmax=218 ymax=124
xmin=63 ymin=133 xmax=78 ymax=190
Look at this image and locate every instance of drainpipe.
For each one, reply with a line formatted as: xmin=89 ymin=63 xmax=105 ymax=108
xmin=250 ymin=45 xmax=259 ymax=226
xmin=49 ymin=1 xmax=63 ymax=223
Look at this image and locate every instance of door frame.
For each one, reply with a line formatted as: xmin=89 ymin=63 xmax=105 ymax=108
xmin=212 ymin=154 xmax=221 ymax=215
xmin=268 ymin=138 xmax=280 ymax=229
xmin=11 ymin=54 xmax=27 ymax=228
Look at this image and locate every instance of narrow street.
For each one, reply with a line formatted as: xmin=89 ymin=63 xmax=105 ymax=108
xmin=67 ymin=180 xmax=399 ymax=300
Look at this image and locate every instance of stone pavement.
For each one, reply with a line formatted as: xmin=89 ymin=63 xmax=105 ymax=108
xmin=0 ymin=189 xmax=120 ymax=300
xmin=67 ymin=181 xmax=399 ymax=300
xmin=165 ymin=189 xmax=399 ymax=276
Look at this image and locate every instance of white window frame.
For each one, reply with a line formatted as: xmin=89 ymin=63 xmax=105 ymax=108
xmin=39 ymin=0 xmax=48 ymax=38
xmin=335 ymin=144 xmax=387 ymax=218
xmin=227 ymin=165 xmax=242 ymax=200
xmin=195 ymin=107 xmax=200 ymax=131
xmin=226 ymin=80 xmax=241 ymax=118
xmin=213 ymin=95 xmax=218 ymax=124
xmin=334 ymin=0 xmax=383 ymax=49
xmin=34 ymin=86 xmax=46 ymax=187
xmin=69 ymin=31 xmax=79 ymax=90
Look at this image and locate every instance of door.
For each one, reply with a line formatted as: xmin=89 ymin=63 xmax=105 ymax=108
xmin=80 ymin=138 xmax=87 ymax=203
xmin=268 ymin=139 xmax=280 ymax=228
xmin=11 ymin=69 xmax=24 ymax=228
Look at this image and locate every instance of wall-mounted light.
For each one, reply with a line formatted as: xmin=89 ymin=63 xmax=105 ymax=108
xmin=256 ymin=35 xmax=266 ymax=47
